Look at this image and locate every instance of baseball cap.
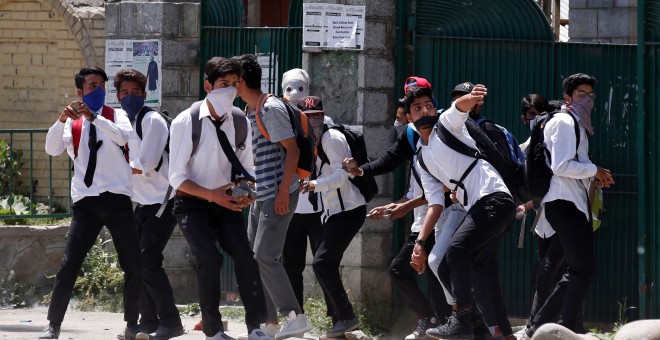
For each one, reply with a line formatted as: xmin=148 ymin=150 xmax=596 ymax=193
xmin=451 ymin=82 xmax=475 ymax=97
xmin=296 ymin=96 xmax=324 ymax=115
xmin=404 ymin=76 xmax=433 ymax=94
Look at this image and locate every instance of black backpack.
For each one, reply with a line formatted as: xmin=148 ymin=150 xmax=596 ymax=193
xmin=525 ymin=110 xmax=580 ymax=201
xmin=317 ymin=124 xmax=379 ymax=204
xmin=135 ymin=106 xmax=172 ymax=172
xmin=435 ymin=117 xmax=531 ymax=206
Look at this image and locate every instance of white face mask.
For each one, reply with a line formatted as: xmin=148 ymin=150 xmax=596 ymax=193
xmin=529 ymin=116 xmax=538 ymax=131
xmin=206 ymin=86 xmax=237 ymax=116
xmin=284 ymin=79 xmax=308 ymax=103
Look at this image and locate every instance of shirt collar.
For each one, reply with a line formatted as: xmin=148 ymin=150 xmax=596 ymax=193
xmin=200 ymin=99 xmax=226 ymax=121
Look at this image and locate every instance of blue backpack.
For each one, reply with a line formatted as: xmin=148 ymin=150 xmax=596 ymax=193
xmin=435 ymin=117 xmax=531 ymax=205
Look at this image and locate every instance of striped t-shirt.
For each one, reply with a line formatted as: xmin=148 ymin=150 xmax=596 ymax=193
xmin=247 ymin=96 xmax=300 ymax=201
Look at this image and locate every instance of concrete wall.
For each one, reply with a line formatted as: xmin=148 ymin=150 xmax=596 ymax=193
xmin=569 ymin=0 xmax=638 ymax=43
xmin=0 ymin=0 xmax=104 ymax=206
xmin=105 ymin=1 xmax=201 ymax=116
xmin=302 ymin=0 xmax=397 ymax=308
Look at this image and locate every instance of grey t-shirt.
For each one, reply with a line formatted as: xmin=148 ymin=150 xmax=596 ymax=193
xmin=248 ymin=96 xmax=300 ymax=201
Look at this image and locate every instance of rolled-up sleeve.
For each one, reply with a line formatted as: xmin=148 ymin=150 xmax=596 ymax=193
xmin=168 ymin=110 xmax=193 ymax=190
xmin=546 ymin=118 xmax=597 ymax=179
xmin=45 ymin=119 xmax=70 ymax=156
xmin=312 ymin=132 xmax=351 ymax=192
xmin=236 ymin=116 xmax=255 ymax=178
xmin=419 ymin=158 xmax=445 ymax=207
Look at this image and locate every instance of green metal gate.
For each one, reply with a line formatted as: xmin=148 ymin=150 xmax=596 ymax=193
xmin=404 ymin=0 xmax=642 ymax=323
xmin=199 ymin=0 xmax=303 ymax=294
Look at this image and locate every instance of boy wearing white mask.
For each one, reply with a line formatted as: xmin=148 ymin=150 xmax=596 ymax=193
xmin=168 ymin=57 xmax=269 ymax=340
xmin=281 ymin=68 xmax=310 ymax=104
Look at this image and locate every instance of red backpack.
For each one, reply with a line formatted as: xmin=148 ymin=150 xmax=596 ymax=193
xmin=71 ymin=105 xmax=129 ymax=162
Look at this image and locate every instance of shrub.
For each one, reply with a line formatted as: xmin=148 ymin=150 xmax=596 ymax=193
xmin=0 ymin=139 xmax=24 ymax=196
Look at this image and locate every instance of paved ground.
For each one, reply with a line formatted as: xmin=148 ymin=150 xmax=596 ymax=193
xmin=0 ymin=306 xmax=320 ymax=340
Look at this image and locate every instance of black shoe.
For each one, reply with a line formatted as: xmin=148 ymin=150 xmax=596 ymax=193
xmin=125 ymin=324 xmax=149 ymax=340
xmin=406 ymin=314 xmax=441 ymax=340
xmin=149 ymin=324 xmax=185 ymax=340
xmin=471 ymin=314 xmax=489 ymax=340
xmin=426 ymin=314 xmax=473 ymax=339
xmin=38 ymin=324 xmax=60 ymax=339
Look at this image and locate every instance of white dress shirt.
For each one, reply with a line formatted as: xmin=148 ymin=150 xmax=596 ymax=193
xmin=311 ymin=128 xmax=366 ymax=221
xmin=45 ymin=107 xmax=132 ymax=203
xmin=295 ymin=115 xmax=335 ymax=215
xmin=125 ymin=108 xmax=172 ymax=205
xmin=408 ymin=151 xmax=430 ymax=233
xmin=541 ymin=111 xmax=597 ymax=220
xmin=169 ymin=100 xmax=254 ymax=191
xmin=417 ymin=102 xmax=510 ymax=210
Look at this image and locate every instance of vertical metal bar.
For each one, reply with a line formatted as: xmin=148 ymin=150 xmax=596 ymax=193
xmin=29 ymin=132 xmax=34 ymax=214
xmin=636 ymin=0 xmax=647 ymax=319
xmin=49 ymin=155 xmax=53 ymax=214
xmin=8 ymin=132 xmax=13 ymax=198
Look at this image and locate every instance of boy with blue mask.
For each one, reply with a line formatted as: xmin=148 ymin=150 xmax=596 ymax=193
xmin=114 ymin=68 xmax=184 ymax=340
xmin=42 ymin=66 xmax=143 ymax=339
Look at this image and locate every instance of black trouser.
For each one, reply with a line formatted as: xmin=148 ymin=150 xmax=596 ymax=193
xmin=389 ymin=233 xmax=450 ymax=320
xmin=173 ymin=197 xmax=267 ymax=336
xmin=526 ymin=234 xmax=565 ymax=329
xmin=312 ymin=205 xmax=366 ymax=321
xmin=47 ymin=193 xmax=142 ymax=324
xmin=134 ymin=200 xmax=181 ymax=328
xmin=442 ymin=192 xmax=515 ymax=333
xmin=530 ymin=200 xmax=595 ymax=334
xmin=283 ymin=212 xmax=324 ymax=314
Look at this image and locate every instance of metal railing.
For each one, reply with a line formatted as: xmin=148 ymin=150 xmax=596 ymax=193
xmin=0 ymin=129 xmax=72 ymax=220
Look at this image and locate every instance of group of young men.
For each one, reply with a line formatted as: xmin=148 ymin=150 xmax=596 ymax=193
xmin=40 ymin=51 xmax=612 ymax=340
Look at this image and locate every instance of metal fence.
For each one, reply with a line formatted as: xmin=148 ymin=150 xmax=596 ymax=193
xmin=0 ymin=129 xmax=71 ymax=220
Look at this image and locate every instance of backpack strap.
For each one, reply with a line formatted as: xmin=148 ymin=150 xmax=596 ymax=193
xmin=231 ymin=106 xmax=248 ymax=150
xmin=134 ymin=106 xmax=166 ymax=172
xmin=72 ymin=118 xmax=83 ymax=159
xmin=405 ymin=124 xmax=419 ymax=153
xmin=436 ymin=123 xmax=480 ymax=205
xmin=135 ymin=106 xmax=155 ymax=140
xmin=254 ymin=93 xmax=276 ymax=141
xmin=190 ymin=100 xmax=204 ymax=157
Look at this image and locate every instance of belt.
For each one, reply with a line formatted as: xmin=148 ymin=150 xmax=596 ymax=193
xmin=175 ymin=190 xmax=202 ymax=200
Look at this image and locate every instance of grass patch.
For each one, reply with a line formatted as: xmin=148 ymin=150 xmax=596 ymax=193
xmin=0 ymin=271 xmax=47 ymax=308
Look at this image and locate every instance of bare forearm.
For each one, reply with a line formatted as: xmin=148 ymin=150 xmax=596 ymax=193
xmin=418 ymin=204 xmax=443 ymax=241
xmin=177 ymin=180 xmax=212 ymax=200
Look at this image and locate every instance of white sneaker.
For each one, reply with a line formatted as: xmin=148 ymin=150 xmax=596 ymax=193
xmin=262 ymin=323 xmax=281 ymax=338
xmin=248 ymin=329 xmax=274 ymax=340
xmin=274 ymin=311 xmax=312 ymax=340
xmin=206 ymin=330 xmax=237 ymax=340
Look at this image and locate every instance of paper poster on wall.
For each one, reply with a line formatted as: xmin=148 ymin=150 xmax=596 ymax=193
xmin=327 ymin=15 xmax=357 ymax=48
xmin=104 ymin=39 xmax=162 ymax=108
xmin=257 ymin=53 xmax=278 ymax=95
xmin=302 ymin=3 xmax=324 ymax=47
xmin=302 ymin=4 xmax=365 ymax=50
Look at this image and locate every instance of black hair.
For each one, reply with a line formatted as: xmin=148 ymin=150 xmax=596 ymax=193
xmin=396 ymin=96 xmax=406 ymax=108
xmin=548 ymin=99 xmax=564 ymax=111
xmin=204 ymin=57 xmax=242 ymax=85
xmin=114 ymin=69 xmax=147 ymax=92
xmin=74 ymin=66 xmax=108 ymax=89
xmin=405 ymin=87 xmax=435 ymax=114
xmin=520 ymin=94 xmax=550 ymax=115
xmin=234 ymin=54 xmax=262 ymax=90
xmin=562 ymin=73 xmax=597 ymax=97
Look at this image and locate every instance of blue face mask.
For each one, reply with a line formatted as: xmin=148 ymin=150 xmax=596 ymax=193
xmin=121 ymin=94 xmax=145 ymax=121
xmin=82 ymin=86 xmax=106 ymax=112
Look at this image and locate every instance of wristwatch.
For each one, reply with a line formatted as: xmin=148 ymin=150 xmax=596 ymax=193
xmin=414 ymin=239 xmax=426 ymax=246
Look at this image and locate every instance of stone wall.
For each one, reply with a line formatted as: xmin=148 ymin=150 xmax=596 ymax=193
xmin=302 ymin=0 xmax=397 ymax=308
xmin=569 ymin=0 xmax=638 ymax=43
xmin=0 ymin=0 xmax=103 ymax=206
xmin=105 ymin=1 xmax=201 ymax=116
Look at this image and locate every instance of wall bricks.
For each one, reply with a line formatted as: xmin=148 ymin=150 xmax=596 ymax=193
xmin=0 ymin=0 xmax=84 ymax=202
